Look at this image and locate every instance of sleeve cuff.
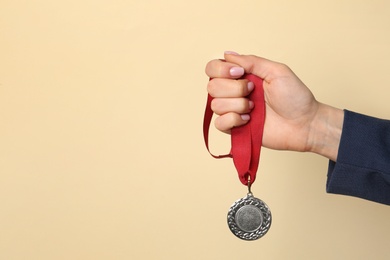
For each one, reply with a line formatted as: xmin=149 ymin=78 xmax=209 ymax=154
xmin=326 ymin=110 xmax=390 ymax=205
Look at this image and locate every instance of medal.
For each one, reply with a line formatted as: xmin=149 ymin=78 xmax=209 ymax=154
xmin=204 ymin=73 xmax=271 ymax=240
xmin=227 ymin=180 xmax=271 ymax=240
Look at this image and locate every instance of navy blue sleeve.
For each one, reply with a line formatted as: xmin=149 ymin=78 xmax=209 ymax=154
xmin=326 ymin=110 xmax=390 ymax=205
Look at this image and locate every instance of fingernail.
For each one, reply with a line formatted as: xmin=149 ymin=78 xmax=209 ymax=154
xmin=224 ymin=51 xmax=239 ymax=55
xmin=247 ymin=81 xmax=254 ymax=92
xmin=230 ymin=67 xmax=244 ymax=77
xmin=249 ymin=101 xmax=254 ymax=109
xmin=241 ymin=114 xmax=250 ymax=121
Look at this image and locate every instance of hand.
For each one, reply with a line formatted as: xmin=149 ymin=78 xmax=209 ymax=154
xmin=205 ymin=52 xmax=343 ymax=161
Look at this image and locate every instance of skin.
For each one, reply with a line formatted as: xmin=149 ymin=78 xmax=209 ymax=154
xmin=205 ymin=52 xmax=344 ymax=162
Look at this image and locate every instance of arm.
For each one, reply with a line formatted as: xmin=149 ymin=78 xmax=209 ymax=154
xmin=327 ymin=110 xmax=390 ymax=205
xmin=206 ymin=52 xmax=390 ymax=205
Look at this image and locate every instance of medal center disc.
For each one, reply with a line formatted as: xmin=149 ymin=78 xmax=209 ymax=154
xmin=235 ymin=205 xmax=263 ymax=232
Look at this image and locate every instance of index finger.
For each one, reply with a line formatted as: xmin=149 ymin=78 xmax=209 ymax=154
xmin=205 ymin=59 xmax=245 ymax=79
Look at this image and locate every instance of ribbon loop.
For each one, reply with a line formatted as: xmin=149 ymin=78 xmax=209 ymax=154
xmin=203 ymin=74 xmax=266 ymax=186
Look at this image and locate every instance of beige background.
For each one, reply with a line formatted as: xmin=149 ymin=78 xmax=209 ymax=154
xmin=1 ymin=0 xmax=390 ymax=259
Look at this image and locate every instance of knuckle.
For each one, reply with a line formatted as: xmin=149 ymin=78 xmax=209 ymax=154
xmin=210 ymin=98 xmax=219 ymax=112
xmin=207 ymin=79 xmax=217 ymax=96
xmin=272 ymin=62 xmax=291 ymax=76
xmin=277 ymin=62 xmax=290 ymax=71
xmin=205 ymin=60 xmax=215 ymax=75
xmin=214 ymin=113 xmax=239 ymax=131
xmin=205 ymin=59 xmax=225 ymax=77
xmin=210 ymin=98 xmax=226 ymax=115
xmin=214 ymin=117 xmax=226 ymax=131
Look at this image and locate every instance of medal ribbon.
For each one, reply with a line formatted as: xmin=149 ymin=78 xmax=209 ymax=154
xmin=203 ymin=74 xmax=266 ymax=186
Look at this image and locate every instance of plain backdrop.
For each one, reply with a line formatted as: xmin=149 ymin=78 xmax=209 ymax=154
xmin=1 ymin=0 xmax=390 ymax=259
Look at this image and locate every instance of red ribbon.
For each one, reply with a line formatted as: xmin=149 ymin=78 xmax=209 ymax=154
xmin=203 ymin=74 xmax=266 ymax=186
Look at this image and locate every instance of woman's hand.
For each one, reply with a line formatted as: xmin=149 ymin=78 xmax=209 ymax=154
xmin=205 ymin=52 xmax=343 ymax=161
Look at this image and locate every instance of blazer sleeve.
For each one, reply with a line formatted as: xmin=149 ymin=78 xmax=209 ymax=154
xmin=327 ymin=110 xmax=390 ymax=205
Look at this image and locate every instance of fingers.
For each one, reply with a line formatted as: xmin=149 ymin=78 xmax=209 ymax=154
xmin=205 ymin=52 xmax=285 ymax=134
xmin=205 ymin=59 xmax=245 ymax=79
xmin=214 ymin=113 xmax=250 ymax=133
xmin=207 ymin=77 xmax=254 ymax=131
xmin=205 ymin=55 xmax=256 ymax=133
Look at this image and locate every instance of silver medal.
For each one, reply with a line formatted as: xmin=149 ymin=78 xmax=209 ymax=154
xmin=227 ymin=184 xmax=271 ymax=240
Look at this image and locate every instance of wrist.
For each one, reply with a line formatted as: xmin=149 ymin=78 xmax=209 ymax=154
xmin=307 ymin=104 xmax=344 ymax=161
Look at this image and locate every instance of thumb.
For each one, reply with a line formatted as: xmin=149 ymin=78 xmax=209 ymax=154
xmin=224 ymin=52 xmax=282 ymax=82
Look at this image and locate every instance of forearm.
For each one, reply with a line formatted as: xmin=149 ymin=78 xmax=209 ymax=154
xmin=307 ymin=103 xmax=344 ymax=161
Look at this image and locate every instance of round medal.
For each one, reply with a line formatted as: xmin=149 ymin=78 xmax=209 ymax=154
xmin=227 ymin=193 xmax=271 ymax=240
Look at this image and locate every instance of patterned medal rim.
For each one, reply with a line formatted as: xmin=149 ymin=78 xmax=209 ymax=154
xmin=227 ymin=194 xmax=272 ymax=241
